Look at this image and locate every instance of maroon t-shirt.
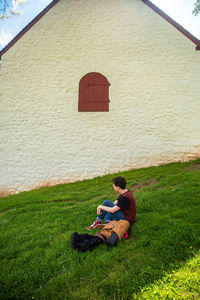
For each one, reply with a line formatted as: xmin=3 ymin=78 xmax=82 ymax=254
xmin=117 ymin=190 xmax=136 ymax=224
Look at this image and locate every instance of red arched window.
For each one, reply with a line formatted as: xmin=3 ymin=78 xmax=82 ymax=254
xmin=78 ymin=72 xmax=110 ymax=112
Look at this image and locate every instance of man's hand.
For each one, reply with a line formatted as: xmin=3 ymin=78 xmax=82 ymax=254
xmin=97 ymin=205 xmax=102 ymax=215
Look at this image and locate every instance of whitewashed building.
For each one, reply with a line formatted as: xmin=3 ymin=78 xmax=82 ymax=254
xmin=0 ymin=0 xmax=200 ymax=196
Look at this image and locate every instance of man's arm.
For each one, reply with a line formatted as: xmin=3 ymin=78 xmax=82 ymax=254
xmin=97 ymin=204 xmax=120 ymax=215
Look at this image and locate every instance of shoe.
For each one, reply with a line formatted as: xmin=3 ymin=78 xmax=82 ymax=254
xmin=86 ymin=219 xmax=101 ymax=230
xmin=123 ymin=232 xmax=129 ymax=239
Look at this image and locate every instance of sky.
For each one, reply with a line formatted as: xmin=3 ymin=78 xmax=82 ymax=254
xmin=150 ymin=0 xmax=200 ymax=39
xmin=0 ymin=0 xmax=200 ymax=52
xmin=0 ymin=0 xmax=54 ymax=51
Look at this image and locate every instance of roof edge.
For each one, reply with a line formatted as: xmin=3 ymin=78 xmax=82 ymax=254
xmin=0 ymin=0 xmax=59 ymax=60
xmin=141 ymin=0 xmax=200 ymax=51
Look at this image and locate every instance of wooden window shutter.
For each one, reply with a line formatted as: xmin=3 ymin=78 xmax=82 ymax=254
xmin=78 ymin=72 xmax=110 ymax=112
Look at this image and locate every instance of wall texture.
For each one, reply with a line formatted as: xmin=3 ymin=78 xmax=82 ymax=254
xmin=0 ymin=0 xmax=199 ymax=196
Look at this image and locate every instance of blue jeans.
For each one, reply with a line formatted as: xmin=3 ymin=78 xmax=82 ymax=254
xmin=97 ymin=200 xmax=125 ymax=223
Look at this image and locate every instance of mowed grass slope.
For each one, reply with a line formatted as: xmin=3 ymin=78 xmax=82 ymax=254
xmin=0 ymin=159 xmax=200 ymax=300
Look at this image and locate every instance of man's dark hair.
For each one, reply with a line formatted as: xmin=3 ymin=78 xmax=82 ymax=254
xmin=112 ymin=176 xmax=126 ymax=189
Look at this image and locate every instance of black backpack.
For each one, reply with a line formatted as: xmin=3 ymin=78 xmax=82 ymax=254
xmin=71 ymin=232 xmax=103 ymax=252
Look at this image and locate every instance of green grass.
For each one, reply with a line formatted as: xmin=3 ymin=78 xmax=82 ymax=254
xmin=0 ymin=159 xmax=200 ymax=300
xmin=133 ymin=251 xmax=200 ymax=299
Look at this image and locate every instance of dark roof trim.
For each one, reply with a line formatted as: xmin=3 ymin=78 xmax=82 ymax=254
xmin=141 ymin=0 xmax=200 ymax=51
xmin=0 ymin=0 xmax=199 ymax=60
xmin=0 ymin=0 xmax=59 ymax=60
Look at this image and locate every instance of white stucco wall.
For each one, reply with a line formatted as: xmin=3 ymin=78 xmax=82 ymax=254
xmin=0 ymin=0 xmax=199 ymax=196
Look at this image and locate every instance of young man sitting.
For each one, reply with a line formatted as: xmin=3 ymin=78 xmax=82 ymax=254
xmin=86 ymin=176 xmax=136 ymax=238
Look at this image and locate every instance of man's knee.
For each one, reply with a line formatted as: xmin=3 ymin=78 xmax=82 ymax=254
xmin=102 ymin=200 xmax=114 ymax=207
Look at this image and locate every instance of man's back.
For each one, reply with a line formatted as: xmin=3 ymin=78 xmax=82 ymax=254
xmin=121 ymin=190 xmax=136 ymax=224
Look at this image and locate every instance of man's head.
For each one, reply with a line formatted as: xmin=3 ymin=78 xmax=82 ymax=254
xmin=112 ymin=176 xmax=126 ymax=190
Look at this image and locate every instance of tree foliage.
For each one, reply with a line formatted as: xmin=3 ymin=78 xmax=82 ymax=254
xmin=193 ymin=0 xmax=200 ymax=15
xmin=0 ymin=0 xmax=23 ymax=19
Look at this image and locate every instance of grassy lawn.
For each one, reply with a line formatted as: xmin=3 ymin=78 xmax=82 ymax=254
xmin=0 ymin=159 xmax=200 ymax=300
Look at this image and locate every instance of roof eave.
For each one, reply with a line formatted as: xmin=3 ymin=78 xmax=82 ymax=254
xmin=0 ymin=0 xmax=199 ymax=61
xmin=141 ymin=0 xmax=200 ymax=51
xmin=0 ymin=0 xmax=59 ymax=60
